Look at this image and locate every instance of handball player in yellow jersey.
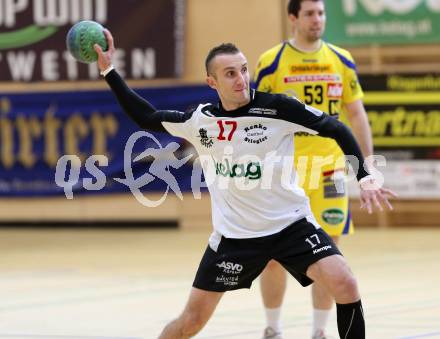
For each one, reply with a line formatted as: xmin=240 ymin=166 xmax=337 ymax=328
xmin=254 ymin=1 xmax=373 ymax=338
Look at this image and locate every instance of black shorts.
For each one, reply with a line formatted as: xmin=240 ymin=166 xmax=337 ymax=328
xmin=193 ymin=218 xmax=342 ymax=292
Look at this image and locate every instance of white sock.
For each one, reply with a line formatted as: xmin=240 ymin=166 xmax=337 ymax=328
xmin=312 ymin=308 xmax=331 ymax=336
xmin=265 ymin=307 xmax=282 ymax=332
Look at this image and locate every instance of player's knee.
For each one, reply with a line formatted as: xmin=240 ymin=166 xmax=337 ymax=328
xmin=265 ymin=259 xmax=282 ymax=272
xmin=333 ymin=272 xmax=359 ymax=300
xmin=180 ymin=312 xmax=206 ymax=337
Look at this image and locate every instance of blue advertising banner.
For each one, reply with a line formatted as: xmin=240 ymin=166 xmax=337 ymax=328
xmin=0 ymin=85 xmax=217 ymax=196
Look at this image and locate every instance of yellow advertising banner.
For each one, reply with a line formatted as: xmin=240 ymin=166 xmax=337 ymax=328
xmin=361 ymin=74 xmax=440 ymax=158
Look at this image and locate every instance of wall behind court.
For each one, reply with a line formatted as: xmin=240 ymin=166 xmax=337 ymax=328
xmin=183 ymin=0 xmax=286 ymax=82
xmin=0 ymin=0 xmax=290 ymax=223
xmin=1 ymin=0 xmax=439 ymax=227
xmin=0 ymin=0 xmax=287 ymax=89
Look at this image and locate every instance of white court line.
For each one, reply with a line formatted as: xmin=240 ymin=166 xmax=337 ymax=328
xmin=0 ymin=335 xmax=141 ymax=339
xmin=396 ymin=331 xmax=440 ymax=339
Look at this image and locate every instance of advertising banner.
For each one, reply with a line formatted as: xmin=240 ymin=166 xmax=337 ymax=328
xmin=0 ymin=85 xmax=217 ymax=197
xmin=348 ymin=160 xmax=440 ymax=199
xmin=325 ymin=0 xmax=440 ymax=46
xmin=350 ymin=73 xmax=440 ymax=198
xmin=361 ymin=73 xmax=440 ymax=160
xmin=0 ymin=0 xmax=185 ymax=82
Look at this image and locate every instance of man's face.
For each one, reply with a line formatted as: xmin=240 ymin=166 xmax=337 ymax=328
xmin=290 ymin=0 xmax=326 ymax=42
xmin=206 ymin=52 xmax=250 ymax=109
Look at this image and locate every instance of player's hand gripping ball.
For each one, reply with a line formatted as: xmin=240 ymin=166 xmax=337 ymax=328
xmin=66 ymin=20 xmax=108 ymax=63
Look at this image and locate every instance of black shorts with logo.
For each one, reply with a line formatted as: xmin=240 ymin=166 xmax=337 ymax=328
xmin=193 ymin=218 xmax=342 ymax=292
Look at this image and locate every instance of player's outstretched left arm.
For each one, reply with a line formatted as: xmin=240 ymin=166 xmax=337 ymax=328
xmin=93 ymin=29 xmax=163 ymax=130
xmin=278 ymin=96 xmax=397 ymax=213
xmin=316 ymin=116 xmax=397 ymax=214
xmin=93 ymin=30 xmax=189 ymax=133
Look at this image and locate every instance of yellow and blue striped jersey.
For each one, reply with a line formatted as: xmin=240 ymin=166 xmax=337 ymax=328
xmin=254 ymin=41 xmax=364 ymax=160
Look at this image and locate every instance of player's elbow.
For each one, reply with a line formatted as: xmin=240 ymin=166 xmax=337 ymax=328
xmin=318 ymin=118 xmax=348 ymax=140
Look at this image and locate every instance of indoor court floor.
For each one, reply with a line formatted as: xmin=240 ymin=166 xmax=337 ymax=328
xmin=0 ymin=226 xmax=439 ymax=339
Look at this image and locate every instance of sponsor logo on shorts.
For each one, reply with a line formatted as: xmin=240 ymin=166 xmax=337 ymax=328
xmin=322 ymin=208 xmax=345 ymax=225
xmin=215 ymin=275 xmax=239 ymax=286
xmin=313 ymin=245 xmax=332 ymax=254
xmin=216 ymin=261 xmax=243 ymax=274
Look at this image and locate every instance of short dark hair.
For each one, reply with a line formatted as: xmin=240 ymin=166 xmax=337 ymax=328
xmin=205 ymin=43 xmax=240 ymax=76
xmin=287 ymin=0 xmax=322 ymax=17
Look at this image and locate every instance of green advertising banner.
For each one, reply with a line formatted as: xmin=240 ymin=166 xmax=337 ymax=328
xmin=325 ymin=0 xmax=440 ymax=45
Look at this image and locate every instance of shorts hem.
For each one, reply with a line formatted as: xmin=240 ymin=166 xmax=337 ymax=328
xmin=192 ymin=282 xmax=252 ymax=292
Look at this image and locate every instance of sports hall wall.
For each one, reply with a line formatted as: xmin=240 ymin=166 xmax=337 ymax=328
xmin=0 ymin=0 xmax=438 ymax=227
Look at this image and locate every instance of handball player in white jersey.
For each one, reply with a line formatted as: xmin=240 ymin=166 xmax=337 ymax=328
xmin=94 ymin=30 xmax=394 ymax=339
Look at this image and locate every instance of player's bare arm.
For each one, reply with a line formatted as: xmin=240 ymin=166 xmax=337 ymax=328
xmin=345 ymin=99 xmax=374 ymax=160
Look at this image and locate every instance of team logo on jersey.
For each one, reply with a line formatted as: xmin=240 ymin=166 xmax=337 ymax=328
xmin=322 ymin=208 xmax=345 ymax=225
xmin=284 ymin=74 xmax=340 ymax=83
xmin=248 ymin=108 xmax=277 ymax=116
xmin=290 ymin=64 xmax=332 ymax=74
xmin=350 ymin=78 xmax=361 ymax=95
xmin=244 ymin=123 xmax=268 ymax=144
xmin=197 ymin=128 xmax=214 ymax=148
xmin=323 ymin=170 xmax=345 ymax=198
xmin=323 ymin=181 xmax=345 ymax=198
xmin=302 ymin=58 xmax=318 ymax=63
xmin=327 ymin=83 xmax=343 ymax=98
xmin=350 ymin=79 xmax=358 ymax=90
xmin=213 ymin=158 xmax=262 ymax=180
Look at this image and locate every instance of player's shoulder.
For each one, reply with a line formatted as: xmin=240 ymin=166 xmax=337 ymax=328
xmin=255 ymin=90 xmax=282 ymax=103
xmin=324 ymin=41 xmax=358 ymax=71
xmin=256 ymin=42 xmax=286 ymax=67
xmin=255 ymin=91 xmax=303 ymax=109
xmin=191 ymin=102 xmax=221 ymax=118
xmin=325 ymin=42 xmax=355 ymax=61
